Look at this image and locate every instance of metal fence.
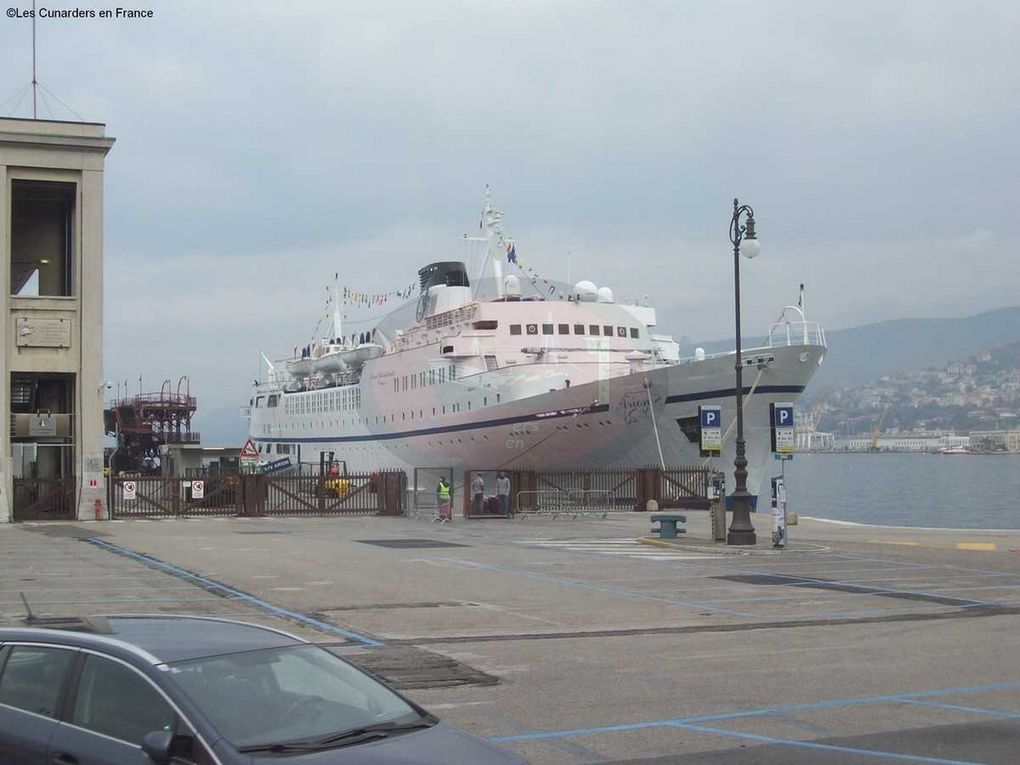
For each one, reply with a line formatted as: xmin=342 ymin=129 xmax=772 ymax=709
xmin=12 ymin=477 xmax=76 ymax=521
xmin=515 ymin=489 xmax=613 ymax=519
xmin=108 ymin=476 xmax=239 ymax=518
xmin=257 ymin=474 xmax=381 ymax=516
xmin=659 ymin=467 xmax=711 ymax=510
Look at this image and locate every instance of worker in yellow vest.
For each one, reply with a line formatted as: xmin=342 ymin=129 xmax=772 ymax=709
xmin=436 ymin=477 xmax=452 ymax=521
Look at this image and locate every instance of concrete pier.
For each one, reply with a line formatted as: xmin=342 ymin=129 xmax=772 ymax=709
xmin=2 ymin=513 xmax=1017 ymax=763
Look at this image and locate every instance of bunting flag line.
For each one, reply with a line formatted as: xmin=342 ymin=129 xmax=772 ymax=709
xmin=503 ymin=240 xmax=566 ymax=300
xmin=332 ymin=281 xmax=418 ymax=307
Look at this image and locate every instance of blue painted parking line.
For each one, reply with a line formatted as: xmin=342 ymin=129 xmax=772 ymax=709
xmin=490 ymin=680 xmax=1020 ymax=743
xmin=894 ymin=698 xmax=1020 ymax=719
xmin=671 ymin=721 xmax=984 ymax=765
xmin=85 ymin=538 xmax=384 ymax=647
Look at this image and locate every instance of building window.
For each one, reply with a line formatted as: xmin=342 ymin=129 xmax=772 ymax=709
xmin=558 ymin=324 xmax=570 ymax=334
xmin=603 ymin=325 xmax=613 ymax=336
xmin=542 ymin=324 xmax=554 ymax=335
xmin=10 ymin=180 xmax=76 ymax=297
xmin=589 ymin=325 xmax=600 ymax=335
xmin=630 ymin=328 xmax=639 ymax=339
xmin=510 ymin=324 xmax=522 ymax=335
xmin=574 ymin=324 xmax=585 ymax=335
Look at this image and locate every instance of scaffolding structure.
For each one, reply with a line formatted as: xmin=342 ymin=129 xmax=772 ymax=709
xmin=104 ymin=377 xmax=199 ymax=474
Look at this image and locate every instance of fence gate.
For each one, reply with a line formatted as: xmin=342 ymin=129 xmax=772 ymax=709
xmin=252 ymin=472 xmax=404 ymax=516
xmin=659 ymin=467 xmax=711 ymax=510
xmin=12 ymin=477 xmax=76 ymax=521
xmin=108 ymin=477 xmax=239 ymax=518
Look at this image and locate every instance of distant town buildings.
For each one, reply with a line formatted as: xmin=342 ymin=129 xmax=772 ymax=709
xmin=969 ymin=430 xmax=1020 ymax=453
xmin=800 ymin=341 xmax=1019 ymax=452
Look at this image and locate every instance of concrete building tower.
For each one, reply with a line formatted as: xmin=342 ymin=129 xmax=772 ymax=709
xmin=0 ymin=118 xmax=115 ymax=522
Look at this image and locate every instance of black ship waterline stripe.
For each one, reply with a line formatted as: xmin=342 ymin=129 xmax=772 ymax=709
xmin=664 ymin=384 xmax=805 ymax=405
xmin=256 ymin=384 xmax=806 ymax=445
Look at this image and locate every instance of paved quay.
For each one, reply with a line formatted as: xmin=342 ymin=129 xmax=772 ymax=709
xmin=1 ymin=511 xmax=1018 ymax=764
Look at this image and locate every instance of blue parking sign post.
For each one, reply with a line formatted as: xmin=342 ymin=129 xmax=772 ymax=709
xmin=699 ymin=405 xmax=722 ymax=457
xmin=770 ymin=403 xmax=795 ymax=455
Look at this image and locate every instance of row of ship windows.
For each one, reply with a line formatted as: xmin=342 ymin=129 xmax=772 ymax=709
xmin=394 ymin=365 xmax=457 ymax=393
xmin=260 ymin=395 xmax=505 ymax=434
xmin=510 ymin=323 xmax=640 ymax=338
xmin=282 ymin=387 xmax=362 ymax=415
xmin=259 ymin=443 xmax=293 ymax=455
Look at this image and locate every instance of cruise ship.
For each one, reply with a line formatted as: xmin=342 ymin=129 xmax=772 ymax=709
xmin=245 ymin=193 xmax=827 ymax=506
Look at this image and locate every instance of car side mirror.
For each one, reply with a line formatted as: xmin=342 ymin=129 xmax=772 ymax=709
xmin=141 ymin=730 xmax=173 ymax=764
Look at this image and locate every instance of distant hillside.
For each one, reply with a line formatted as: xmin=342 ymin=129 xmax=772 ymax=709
xmin=680 ymin=305 xmax=1020 ymax=393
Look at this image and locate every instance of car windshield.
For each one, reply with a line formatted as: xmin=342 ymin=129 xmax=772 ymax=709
xmin=168 ymin=645 xmax=420 ymax=749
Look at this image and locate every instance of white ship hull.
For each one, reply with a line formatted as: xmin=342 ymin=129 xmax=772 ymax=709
xmin=250 ymin=343 xmax=823 ymax=506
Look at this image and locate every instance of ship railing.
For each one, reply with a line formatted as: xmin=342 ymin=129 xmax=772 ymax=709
xmin=514 ymin=489 xmax=614 ymax=520
xmin=767 ymin=320 xmax=826 ymax=349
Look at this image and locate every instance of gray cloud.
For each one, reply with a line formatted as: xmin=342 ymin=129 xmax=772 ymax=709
xmin=2 ymin=1 xmax=1017 ymax=433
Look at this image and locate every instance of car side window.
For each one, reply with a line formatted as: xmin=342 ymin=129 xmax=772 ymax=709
xmin=71 ymin=655 xmax=175 ymax=746
xmin=0 ymin=646 xmax=75 ymax=718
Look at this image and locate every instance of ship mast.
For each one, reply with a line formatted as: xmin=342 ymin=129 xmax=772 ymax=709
xmin=331 ymin=273 xmax=343 ymax=343
xmin=476 ymin=185 xmax=508 ymax=299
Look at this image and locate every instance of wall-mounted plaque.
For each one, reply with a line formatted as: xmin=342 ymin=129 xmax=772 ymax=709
xmin=15 ymin=317 xmax=72 ymax=347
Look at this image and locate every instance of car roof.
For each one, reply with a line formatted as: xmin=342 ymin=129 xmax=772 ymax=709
xmin=0 ymin=615 xmax=308 ymax=664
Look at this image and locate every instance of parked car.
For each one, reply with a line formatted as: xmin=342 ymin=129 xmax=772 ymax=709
xmin=0 ymin=615 xmax=527 ymax=764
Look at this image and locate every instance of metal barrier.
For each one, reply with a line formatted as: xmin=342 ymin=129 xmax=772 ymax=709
xmin=514 ymin=489 xmax=614 ymax=520
xmin=108 ymin=471 xmax=405 ymax=518
xmin=12 ymin=477 xmax=76 ymax=521
xmin=109 ymin=476 xmax=238 ymax=518
xmin=258 ymin=474 xmax=383 ymax=516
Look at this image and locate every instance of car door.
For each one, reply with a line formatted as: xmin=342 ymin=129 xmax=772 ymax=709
xmin=48 ymin=652 xmax=215 ymax=765
xmin=0 ymin=643 xmax=78 ymax=765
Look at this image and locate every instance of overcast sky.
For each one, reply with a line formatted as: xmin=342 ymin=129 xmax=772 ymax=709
xmin=2 ymin=1 xmax=1018 ymax=437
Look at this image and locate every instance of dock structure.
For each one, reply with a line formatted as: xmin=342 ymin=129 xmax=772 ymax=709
xmin=0 ymin=117 xmax=115 ymax=521
xmin=104 ymin=379 xmax=199 ymax=475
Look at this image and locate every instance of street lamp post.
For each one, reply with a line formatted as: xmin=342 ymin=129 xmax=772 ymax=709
xmin=727 ymin=197 xmax=759 ymax=545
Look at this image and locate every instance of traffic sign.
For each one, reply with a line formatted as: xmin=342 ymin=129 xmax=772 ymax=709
xmin=770 ymin=402 xmax=795 ymax=454
xmin=239 ymin=439 xmax=260 ymax=460
xmin=122 ymin=480 xmax=137 ymax=500
xmin=191 ymin=480 xmax=204 ymax=499
xmin=699 ymin=405 xmax=722 ymax=455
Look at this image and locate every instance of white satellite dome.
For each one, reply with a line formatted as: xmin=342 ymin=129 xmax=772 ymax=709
xmin=596 ymin=286 xmax=614 ymax=303
xmin=694 ymin=347 xmax=706 ymax=361
xmin=575 ymin=280 xmax=598 ymax=302
xmin=503 ymin=274 xmax=521 ymax=297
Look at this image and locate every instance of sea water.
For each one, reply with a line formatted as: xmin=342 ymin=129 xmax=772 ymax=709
xmin=775 ymin=452 xmax=1019 ymax=530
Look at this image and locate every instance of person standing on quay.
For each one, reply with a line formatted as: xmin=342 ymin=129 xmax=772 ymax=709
xmin=436 ymin=476 xmax=452 ymax=521
xmin=471 ymin=472 xmax=485 ymax=516
xmin=496 ymin=472 xmax=511 ymax=516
